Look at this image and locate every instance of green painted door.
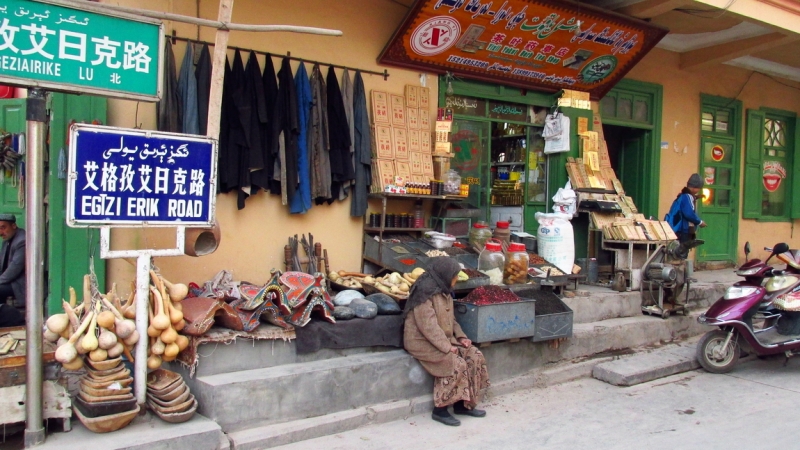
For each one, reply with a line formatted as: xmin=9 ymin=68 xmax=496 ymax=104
xmin=0 ymin=94 xmax=106 ymax=315
xmin=0 ymin=100 xmax=27 ymax=229
xmin=47 ymin=93 xmax=107 ymax=314
xmin=619 ymin=130 xmax=645 ymax=212
xmin=697 ymin=138 xmax=738 ymax=261
xmin=451 ymin=119 xmax=490 ymax=219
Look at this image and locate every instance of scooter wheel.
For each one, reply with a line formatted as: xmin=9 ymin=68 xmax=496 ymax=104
xmin=661 ymin=310 xmax=670 ymax=319
xmin=696 ymin=329 xmax=740 ymax=374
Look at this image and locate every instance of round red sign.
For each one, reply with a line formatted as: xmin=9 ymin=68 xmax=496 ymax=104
xmin=711 ymin=145 xmax=725 ymax=162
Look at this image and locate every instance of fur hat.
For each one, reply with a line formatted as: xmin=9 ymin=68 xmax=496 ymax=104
xmin=687 ymin=173 xmax=703 ymax=188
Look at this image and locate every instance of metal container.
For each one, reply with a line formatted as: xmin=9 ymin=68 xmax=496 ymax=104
xmin=510 ymin=288 xmax=573 ymax=342
xmin=453 ymin=298 xmax=536 ymax=343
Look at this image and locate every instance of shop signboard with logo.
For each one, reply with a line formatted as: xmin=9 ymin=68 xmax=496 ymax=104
xmin=379 ymin=0 xmax=668 ymax=99
xmin=0 ymin=0 xmax=163 ymax=101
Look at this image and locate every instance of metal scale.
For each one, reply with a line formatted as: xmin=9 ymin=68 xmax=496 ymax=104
xmin=640 ymin=240 xmax=704 ymax=319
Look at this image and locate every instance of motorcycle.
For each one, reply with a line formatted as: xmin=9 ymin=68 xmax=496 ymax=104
xmin=733 ymin=241 xmax=776 ymax=286
xmin=697 ymin=243 xmax=800 ymax=373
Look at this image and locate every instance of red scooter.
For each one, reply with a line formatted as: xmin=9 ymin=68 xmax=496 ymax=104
xmin=697 ymin=243 xmax=800 ymax=373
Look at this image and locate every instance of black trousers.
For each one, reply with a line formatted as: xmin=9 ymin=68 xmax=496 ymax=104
xmin=0 ymin=304 xmax=24 ymax=327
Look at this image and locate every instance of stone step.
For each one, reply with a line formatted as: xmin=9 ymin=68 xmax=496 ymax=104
xmin=218 ymin=311 xmax=710 ymax=448
xmin=36 ymin=412 xmax=225 ymax=450
xmin=193 ymin=350 xmax=431 ymax=432
xmin=563 ymin=282 xmax=724 ymax=324
xmin=592 ymin=340 xmax=700 ymax=386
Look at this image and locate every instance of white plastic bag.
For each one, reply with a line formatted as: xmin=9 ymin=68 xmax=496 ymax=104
xmin=535 ymin=212 xmax=575 ymax=275
xmin=543 ymin=114 xmax=570 ymax=154
xmin=552 ymin=181 xmax=577 ymax=216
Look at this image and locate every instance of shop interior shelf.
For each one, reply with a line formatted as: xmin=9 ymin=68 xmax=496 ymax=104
xmin=491 ymin=161 xmax=526 ymax=166
xmin=368 ymin=193 xmax=467 ymax=200
xmin=364 ymin=227 xmax=433 ymax=233
xmin=492 ymin=134 xmax=526 ymax=139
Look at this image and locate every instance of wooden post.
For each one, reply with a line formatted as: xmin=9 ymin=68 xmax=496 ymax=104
xmin=206 ymin=0 xmax=234 ymax=141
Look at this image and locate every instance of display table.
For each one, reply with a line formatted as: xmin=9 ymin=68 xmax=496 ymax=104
xmin=602 ymin=238 xmax=670 ymax=290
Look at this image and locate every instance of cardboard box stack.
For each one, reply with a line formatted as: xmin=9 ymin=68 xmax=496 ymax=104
xmin=371 ymin=85 xmax=434 ymax=192
xmin=574 ymin=109 xmax=678 ymax=242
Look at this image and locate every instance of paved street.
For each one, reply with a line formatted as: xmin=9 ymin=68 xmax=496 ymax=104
xmin=278 ymin=355 xmax=800 ymax=450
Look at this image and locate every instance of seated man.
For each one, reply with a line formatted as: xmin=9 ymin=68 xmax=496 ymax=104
xmin=0 ymin=214 xmax=25 ymax=309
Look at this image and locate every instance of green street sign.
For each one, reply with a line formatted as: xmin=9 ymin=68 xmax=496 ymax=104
xmin=0 ymin=0 xmax=163 ymax=101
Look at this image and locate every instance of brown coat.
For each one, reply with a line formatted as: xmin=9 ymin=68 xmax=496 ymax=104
xmin=404 ymin=292 xmax=467 ymax=377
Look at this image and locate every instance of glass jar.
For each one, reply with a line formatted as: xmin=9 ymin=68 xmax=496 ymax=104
xmin=478 ymin=240 xmax=506 ymax=285
xmin=503 ymin=242 xmax=530 ymax=285
xmin=493 ymin=220 xmax=511 ymax=244
xmin=468 ymin=222 xmax=492 ymax=249
xmin=414 ymin=200 xmax=424 ymax=229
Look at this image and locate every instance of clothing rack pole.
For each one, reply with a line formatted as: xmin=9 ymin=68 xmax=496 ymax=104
xmin=170 ymin=35 xmax=390 ymax=80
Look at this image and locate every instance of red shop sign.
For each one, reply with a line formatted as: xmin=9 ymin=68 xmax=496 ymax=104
xmin=379 ymin=0 xmax=668 ymax=99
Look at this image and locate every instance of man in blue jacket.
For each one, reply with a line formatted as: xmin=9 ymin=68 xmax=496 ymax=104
xmin=665 ymin=174 xmax=706 ymax=243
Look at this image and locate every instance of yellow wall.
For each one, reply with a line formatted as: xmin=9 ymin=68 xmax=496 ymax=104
xmin=626 ymin=47 xmax=800 ymax=263
xmin=102 ymin=0 xmax=435 ymax=290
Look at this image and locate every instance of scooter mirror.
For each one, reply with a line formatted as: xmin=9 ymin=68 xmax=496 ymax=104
xmin=744 ymin=242 xmax=751 ymax=255
xmin=773 ymin=243 xmax=790 ymax=255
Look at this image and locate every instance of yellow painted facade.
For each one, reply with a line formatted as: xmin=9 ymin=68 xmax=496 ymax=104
xmin=100 ymin=0 xmax=800 ymax=289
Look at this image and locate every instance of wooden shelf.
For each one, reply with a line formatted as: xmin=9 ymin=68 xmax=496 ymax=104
xmin=491 ymin=161 xmax=525 ymax=167
xmin=364 ymin=227 xmax=433 ymax=233
xmin=368 ymin=193 xmax=467 ymax=200
xmin=492 ymin=134 xmax=526 ymax=139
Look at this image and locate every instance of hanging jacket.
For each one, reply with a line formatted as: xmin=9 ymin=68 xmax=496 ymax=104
xmin=326 ymin=66 xmax=354 ymax=204
xmin=177 ymin=41 xmax=199 ymax=135
xmin=195 ymin=44 xmax=212 ymax=136
xmin=251 ymin=54 xmax=279 ymax=193
xmin=310 ymin=64 xmax=332 ymax=204
xmin=350 ymin=71 xmax=371 ymax=217
xmin=340 ymin=68 xmax=355 ymax=200
xmin=157 ymin=41 xmax=181 ymax=133
xmin=230 ymin=51 xmax=251 ymax=208
xmin=270 ymin=57 xmax=300 ymax=206
xmin=240 ymin=51 xmax=269 ymax=199
xmin=290 ymin=63 xmax=313 ymax=214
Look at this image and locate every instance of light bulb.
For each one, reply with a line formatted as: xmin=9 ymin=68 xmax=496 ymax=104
xmin=446 ymin=80 xmax=454 ymax=95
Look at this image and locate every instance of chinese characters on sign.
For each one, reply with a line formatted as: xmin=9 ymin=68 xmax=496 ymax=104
xmin=379 ymin=0 xmax=668 ymax=99
xmin=67 ymin=125 xmax=217 ymax=226
xmin=0 ymin=0 xmax=163 ymax=101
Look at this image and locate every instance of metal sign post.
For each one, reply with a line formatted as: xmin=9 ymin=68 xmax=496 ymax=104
xmin=98 ymin=227 xmax=187 ymax=406
xmin=67 ymin=125 xmax=217 ymax=408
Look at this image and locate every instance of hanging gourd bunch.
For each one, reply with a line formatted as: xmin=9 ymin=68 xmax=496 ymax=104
xmin=146 ymin=270 xmax=189 ymax=371
xmin=48 ymin=275 xmax=140 ymax=370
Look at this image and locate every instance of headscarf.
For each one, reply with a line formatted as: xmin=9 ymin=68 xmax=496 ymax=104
xmin=403 ymin=257 xmax=462 ymax=317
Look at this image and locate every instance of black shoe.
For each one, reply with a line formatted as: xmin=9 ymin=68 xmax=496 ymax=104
xmin=431 ymin=409 xmax=461 ymax=426
xmin=453 ymin=405 xmax=487 ymax=417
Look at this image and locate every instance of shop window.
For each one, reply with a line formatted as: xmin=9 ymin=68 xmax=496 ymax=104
xmin=743 ymin=109 xmax=796 ymax=220
xmin=701 ymin=112 xmax=714 ymax=132
xmin=599 ymin=88 xmax=653 ymax=125
xmin=617 ymin=97 xmax=632 ymax=120
xmin=444 ymin=95 xmax=485 ymax=117
xmin=601 ymin=96 xmax=616 ymax=117
xmin=633 ymin=99 xmax=648 ymax=123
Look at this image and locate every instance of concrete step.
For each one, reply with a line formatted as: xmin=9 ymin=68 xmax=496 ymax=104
xmin=592 ymin=339 xmax=701 ymax=386
xmin=220 ymin=312 xmax=710 ymax=448
xmin=226 ymin=356 xmax=614 ymax=450
xmin=37 ymin=412 xmax=225 ymax=450
xmin=563 ymin=281 xmax=724 ymax=324
xmin=193 ymin=350 xmax=431 ymax=432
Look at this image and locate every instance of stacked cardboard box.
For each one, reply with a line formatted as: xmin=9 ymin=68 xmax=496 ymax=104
xmin=371 ymin=86 xmax=434 ymax=192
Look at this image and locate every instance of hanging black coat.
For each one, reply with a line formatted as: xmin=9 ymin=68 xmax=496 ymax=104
xmin=251 ymin=54 xmax=279 ymax=193
xmin=269 ymin=57 xmax=300 ymax=205
xmin=230 ymin=51 xmax=252 ymax=209
xmin=326 ymin=67 xmax=354 ymax=203
xmin=351 ymin=71 xmax=371 ymax=217
xmin=217 ymin=57 xmax=236 ymax=193
xmin=157 ymin=41 xmax=181 ymax=133
xmin=238 ymin=51 xmax=268 ymax=198
xmin=195 ymin=43 xmax=212 ymax=136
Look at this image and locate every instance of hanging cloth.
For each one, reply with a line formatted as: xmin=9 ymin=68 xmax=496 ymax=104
xmin=290 ymin=63 xmax=313 ymax=214
xmin=251 ymin=54 xmax=279 ymax=193
xmin=325 ymin=66 xmax=354 ymax=204
xmin=217 ymin=57 xmax=235 ymax=193
xmin=157 ymin=41 xmax=182 ymax=133
xmin=177 ymin=41 xmax=199 ymax=135
xmin=271 ymin=57 xmax=300 ymax=206
xmin=350 ymin=71 xmax=371 ymax=217
xmin=230 ymin=51 xmax=252 ymax=209
xmin=242 ymin=51 xmax=268 ymax=196
xmin=309 ymin=64 xmax=331 ymax=204
xmin=195 ymin=43 xmax=212 ymax=136
xmin=339 ymin=68 xmax=355 ymax=201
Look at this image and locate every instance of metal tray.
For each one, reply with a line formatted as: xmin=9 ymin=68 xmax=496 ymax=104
xmin=453 ymin=297 xmax=536 ymax=343
xmin=511 ymin=288 xmax=573 ymax=342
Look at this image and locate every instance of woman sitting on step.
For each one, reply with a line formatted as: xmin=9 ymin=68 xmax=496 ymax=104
xmin=403 ymin=257 xmax=490 ymax=426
